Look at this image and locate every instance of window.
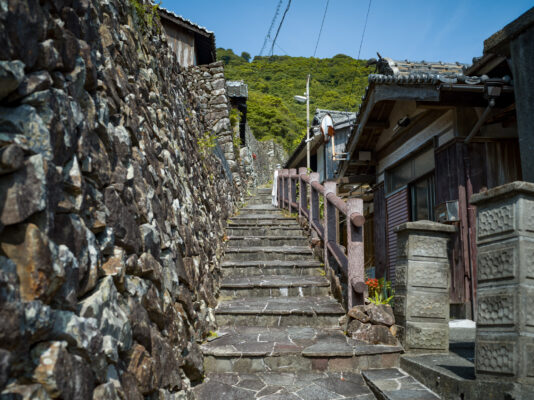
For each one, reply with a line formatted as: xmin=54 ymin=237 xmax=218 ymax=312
xmin=385 ymin=148 xmax=434 ymax=194
xmin=410 ymin=174 xmax=435 ymax=221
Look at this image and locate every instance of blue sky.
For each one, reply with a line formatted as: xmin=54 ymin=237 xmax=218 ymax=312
xmin=162 ymin=1 xmax=532 ymax=64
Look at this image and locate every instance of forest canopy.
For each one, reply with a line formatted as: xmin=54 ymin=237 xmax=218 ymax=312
xmin=217 ymin=49 xmax=373 ymax=153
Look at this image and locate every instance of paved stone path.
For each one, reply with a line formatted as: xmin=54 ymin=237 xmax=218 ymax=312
xmin=193 ymin=188 xmax=439 ymax=399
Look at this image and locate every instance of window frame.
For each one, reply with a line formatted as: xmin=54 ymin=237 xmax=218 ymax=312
xmin=409 ymin=171 xmax=436 ymax=222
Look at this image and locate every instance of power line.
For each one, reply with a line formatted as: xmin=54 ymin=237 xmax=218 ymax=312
xmin=274 ymin=41 xmax=290 ymax=56
xmin=313 ymin=0 xmax=330 ymax=58
xmin=270 ymin=0 xmax=292 ymax=57
xmin=357 ymin=0 xmax=372 ymax=60
xmin=266 ymin=37 xmax=290 ymax=56
xmin=347 ymin=0 xmax=373 ymax=110
xmin=259 ymin=0 xmax=283 ymax=57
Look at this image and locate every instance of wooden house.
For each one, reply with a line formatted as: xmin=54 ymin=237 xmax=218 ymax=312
xmin=285 ymin=109 xmax=356 ymax=183
xmin=336 ymin=56 xmax=520 ymax=319
xmin=158 ymin=8 xmax=216 ymax=67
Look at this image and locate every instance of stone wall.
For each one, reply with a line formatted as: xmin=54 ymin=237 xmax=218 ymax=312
xmin=0 ymin=0 xmax=242 ymax=398
xmin=243 ymin=124 xmax=287 ymax=186
xmin=184 ymin=62 xmax=245 ymax=191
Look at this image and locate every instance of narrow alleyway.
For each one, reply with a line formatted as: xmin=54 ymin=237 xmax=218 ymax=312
xmin=193 ymin=189 xmax=439 ymax=399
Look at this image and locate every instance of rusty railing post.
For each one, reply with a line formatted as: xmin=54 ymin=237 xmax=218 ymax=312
xmin=289 ymin=168 xmax=297 ymax=214
xmin=309 ymin=172 xmax=320 ymax=229
xmin=277 ymin=169 xmax=284 ymax=208
xmin=347 ymin=197 xmax=365 ymax=308
xmin=323 ymin=181 xmax=337 ymax=275
xmin=276 ymin=169 xmax=282 ymax=208
xmin=281 ymin=169 xmax=289 ymax=210
xmin=298 ymin=167 xmax=307 ymax=219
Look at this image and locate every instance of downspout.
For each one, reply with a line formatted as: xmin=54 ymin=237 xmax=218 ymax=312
xmin=464 ymin=79 xmax=504 ymax=144
xmin=464 ymin=99 xmax=495 ymax=144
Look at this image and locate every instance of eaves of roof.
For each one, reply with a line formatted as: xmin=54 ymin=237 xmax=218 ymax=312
xmin=158 ymin=7 xmax=214 ymax=37
xmin=368 ymin=73 xmax=494 ymax=85
xmin=337 ymin=72 xmax=513 ymax=177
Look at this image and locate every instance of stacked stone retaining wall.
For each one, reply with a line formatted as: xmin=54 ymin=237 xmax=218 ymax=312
xmin=0 ymin=0 xmax=242 ymax=398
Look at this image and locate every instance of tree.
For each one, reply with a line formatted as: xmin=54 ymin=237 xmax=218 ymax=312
xmin=216 ymin=48 xmax=373 ymax=153
xmin=241 ymin=51 xmax=251 ymax=62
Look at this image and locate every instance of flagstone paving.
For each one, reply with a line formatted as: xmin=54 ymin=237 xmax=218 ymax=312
xmin=193 ymin=372 xmax=377 ymax=400
xmin=193 ymin=188 xmax=440 ymax=399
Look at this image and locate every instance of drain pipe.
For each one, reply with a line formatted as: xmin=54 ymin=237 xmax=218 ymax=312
xmin=464 ymin=98 xmax=495 ymax=144
xmin=464 ymin=79 xmax=504 ymax=144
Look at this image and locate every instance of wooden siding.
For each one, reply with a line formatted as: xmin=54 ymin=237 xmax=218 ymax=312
xmin=468 ymin=140 xmax=522 ymax=192
xmin=385 ymin=187 xmax=409 ymax=284
xmin=435 ymin=142 xmax=465 ymax=304
xmin=434 ymin=139 xmax=522 ymax=307
xmin=162 ymin=21 xmax=196 ymax=67
xmin=373 ymin=183 xmax=387 ymax=279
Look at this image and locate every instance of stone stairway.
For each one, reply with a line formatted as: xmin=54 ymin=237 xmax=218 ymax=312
xmin=193 ymin=188 xmax=439 ymax=400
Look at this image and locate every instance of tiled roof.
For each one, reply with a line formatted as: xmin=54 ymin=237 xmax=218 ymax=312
xmin=375 ymin=57 xmax=466 ymax=77
xmin=158 ymin=7 xmax=214 ymax=36
xmin=367 ymin=73 xmax=507 ymax=85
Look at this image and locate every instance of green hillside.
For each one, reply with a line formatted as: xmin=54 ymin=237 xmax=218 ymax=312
xmin=218 ymin=49 xmax=373 ymax=153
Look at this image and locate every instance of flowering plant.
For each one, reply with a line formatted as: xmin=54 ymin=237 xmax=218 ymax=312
xmin=365 ymin=277 xmax=394 ymax=305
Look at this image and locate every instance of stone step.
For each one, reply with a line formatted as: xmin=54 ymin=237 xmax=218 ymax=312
xmin=228 ymin=221 xmax=299 ymax=229
xmin=226 ymin=226 xmax=305 ymax=237
xmin=238 ymin=210 xmax=284 ymax=216
xmin=240 ymin=204 xmax=279 ymax=212
xmin=215 ymin=296 xmax=345 ymax=327
xmin=246 ymin=198 xmax=273 ymax=206
xmin=221 ymin=260 xmax=324 ymax=277
xmin=362 ymin=368 xmax=440 ymax=400
xmin=193 ymin=371 xmax=378 ymax=399
xmin=227 ymin=235 xmax=309 ymax=247
xmin=220 ymin=275 xmax=330 ymax=298
xmin=256 ymin=187 xmax=272 ymax=194
xmin=224 ymin=246 xmax=314 ymax=262
xmin=230 ymin=214 xmax=299 ymax=225
xmin=202 ymin=326 xmax=402 ymax=374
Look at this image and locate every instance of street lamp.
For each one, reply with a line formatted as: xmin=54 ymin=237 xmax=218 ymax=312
xmin=293 ymin=74 xmax=311 ymax=170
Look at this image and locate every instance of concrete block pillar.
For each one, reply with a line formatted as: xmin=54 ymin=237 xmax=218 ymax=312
xmin=393 ymin=221 xmax=455 ymax=353
xmin=471 ymin=182 xmax=534 ymax=384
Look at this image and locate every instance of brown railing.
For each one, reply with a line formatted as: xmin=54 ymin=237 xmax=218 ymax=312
xmin=277 ymin=167 xmax=366 ymax=307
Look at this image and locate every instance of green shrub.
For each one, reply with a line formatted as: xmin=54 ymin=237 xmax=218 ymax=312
xmin=129 ymin=0 xmax=161 ymax=33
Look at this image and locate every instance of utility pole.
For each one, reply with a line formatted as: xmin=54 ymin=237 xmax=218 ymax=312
xmin=306 ymin=74 xmax=310 ymax=170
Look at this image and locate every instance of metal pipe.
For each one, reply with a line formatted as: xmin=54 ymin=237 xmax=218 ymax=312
xmin=464 ymin=98 xmax=495 ymax=143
